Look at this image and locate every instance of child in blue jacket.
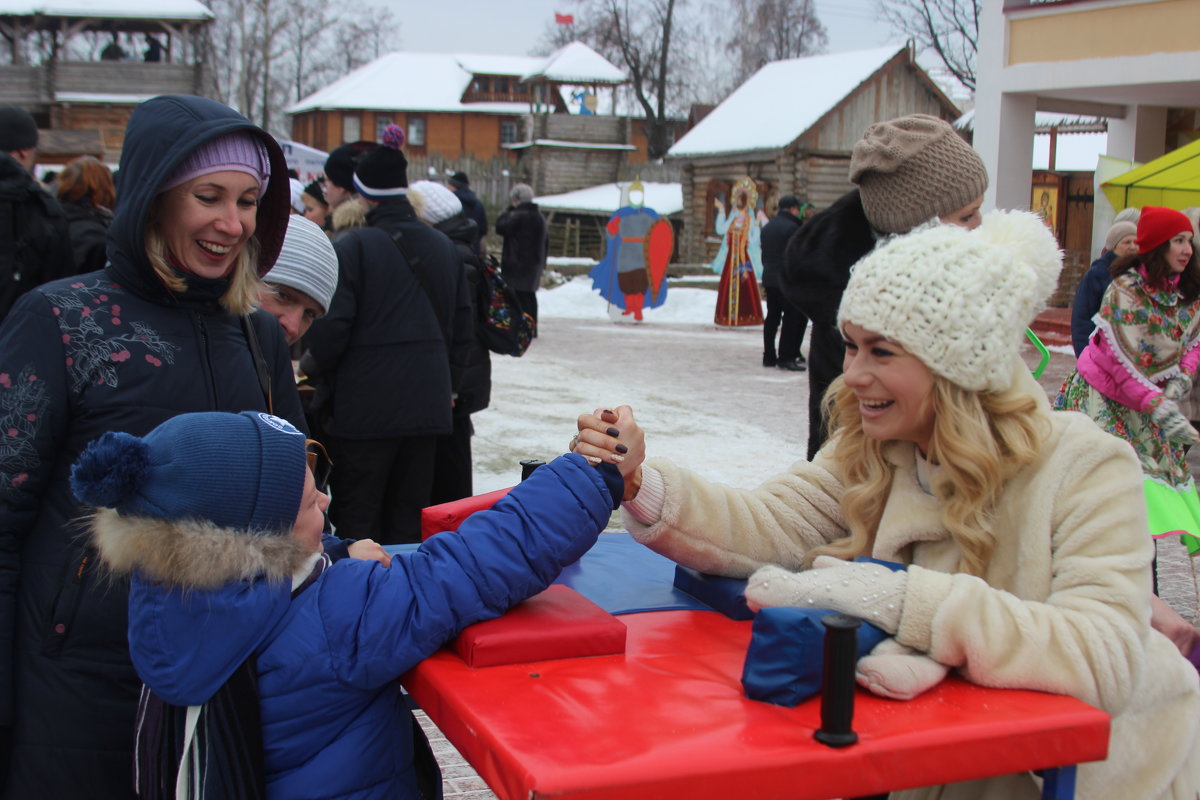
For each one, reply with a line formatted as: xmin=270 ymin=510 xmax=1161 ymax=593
xmin=70 ymin=410 xmax=621 ymax=799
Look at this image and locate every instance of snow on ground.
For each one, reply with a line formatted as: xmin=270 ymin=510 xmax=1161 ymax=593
xmin=470 ymin=276 xmax=809 ymax=495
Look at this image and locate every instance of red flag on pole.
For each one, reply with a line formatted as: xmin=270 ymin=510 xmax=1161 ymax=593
xmin=555 ymin=12 xmax=575 ymax=24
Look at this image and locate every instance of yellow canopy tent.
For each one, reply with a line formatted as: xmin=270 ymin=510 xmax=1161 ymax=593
xmin=1102 ymin=137 xmax=1200 ymax=211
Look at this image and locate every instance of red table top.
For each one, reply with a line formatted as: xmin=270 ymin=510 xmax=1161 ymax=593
xmin=403 ymin=609 xmax=1111 ymax=800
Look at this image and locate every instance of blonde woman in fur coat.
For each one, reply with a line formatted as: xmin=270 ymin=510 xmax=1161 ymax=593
xmin=572 ymin=211 xmax=1200 ymax=800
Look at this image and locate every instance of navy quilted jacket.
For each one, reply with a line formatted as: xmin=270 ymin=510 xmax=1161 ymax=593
xmin=0 ymin=95 xmax=304 ymax=798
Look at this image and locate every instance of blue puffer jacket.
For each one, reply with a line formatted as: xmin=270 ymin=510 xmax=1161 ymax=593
xmin=0 ymin=95 xmax=302 ymax=798
xmin=114 ymin=455 xmax=620 ymax=800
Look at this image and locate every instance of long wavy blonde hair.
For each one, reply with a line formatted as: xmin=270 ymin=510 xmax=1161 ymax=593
xmin=806 ymin=373 xmax=1048 ymax=577
xmin=143 ymin=216 xmax=264 ymax=316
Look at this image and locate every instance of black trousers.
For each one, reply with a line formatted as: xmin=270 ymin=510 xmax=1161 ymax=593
xmin=515 ymin=289 xmax=538 ymax=334
xmin=430 ymin=415 xmax=474 ymax=505
xmin=328 ymin=435 xmax=438 ymax=545
xmin=805 ymin=321 xmax=846 ymax=460
xmin=763 ymin=285 xmax=807 ymax=362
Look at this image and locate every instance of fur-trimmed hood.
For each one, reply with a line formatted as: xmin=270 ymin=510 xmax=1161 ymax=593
xmin=90 ymin=507 xmax=313 ymax=589
xmin=92 ymin=509 xmax=311 ymax=705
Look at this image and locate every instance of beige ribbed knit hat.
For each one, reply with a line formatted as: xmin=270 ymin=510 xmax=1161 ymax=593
xmin=838 ymin=210 xmax=1062 ymax=393
xmin=850 ymin=114 xmax=988 ymax=234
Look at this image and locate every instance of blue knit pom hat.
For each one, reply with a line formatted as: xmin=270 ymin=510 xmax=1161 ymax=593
xmin=70 ymin=411 xmax=307 ymax=534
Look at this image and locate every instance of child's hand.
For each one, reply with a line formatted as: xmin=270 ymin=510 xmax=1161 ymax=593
xmin=348 ymin=539 xmax=392 ymax=567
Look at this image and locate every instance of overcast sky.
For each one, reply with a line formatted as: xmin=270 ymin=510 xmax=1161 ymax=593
xmin=382 ymin=0 xmax=899 ymax=57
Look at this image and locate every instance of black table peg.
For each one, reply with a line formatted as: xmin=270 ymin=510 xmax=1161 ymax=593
xmin=519 ymin=459 xmax=545 ymax=481
xmin=814 ymin=613 xmax=860 ymax=748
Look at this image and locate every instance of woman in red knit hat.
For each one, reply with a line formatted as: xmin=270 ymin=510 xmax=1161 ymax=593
xmin=1056 ymin=206 xmax=1200 ymax=615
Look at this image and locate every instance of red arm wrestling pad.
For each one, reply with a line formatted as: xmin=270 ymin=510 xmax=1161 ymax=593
xmin=453 ymin=584 xmax=627 ymax=667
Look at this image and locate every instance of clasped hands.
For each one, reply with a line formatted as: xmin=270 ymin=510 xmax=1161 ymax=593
xmin=746 ymin=556 xmax=950 ymax=700
xmin=570 ymin=405 xmax=645 ymax=501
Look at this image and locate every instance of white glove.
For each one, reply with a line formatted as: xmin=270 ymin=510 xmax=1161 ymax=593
xmin=1151 ymin=398 xmax=1200 ymax=445
xmin=855 ymin=638 xmax=949 ymax=700
xmin=1164 ymin=374 xmax=1193 ymax=402
xmin=744 ymin=556 xmax=908 ymax=635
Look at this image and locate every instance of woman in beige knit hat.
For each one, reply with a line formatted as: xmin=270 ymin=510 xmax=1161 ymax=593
xmin=778 ymin=113 xmax=989 ymax=460
xmin=573 ymin=210 xmax=1200 ymax=800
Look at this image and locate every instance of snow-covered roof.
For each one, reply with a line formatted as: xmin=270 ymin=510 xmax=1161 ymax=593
xmin=522 ymin=41 xmax=626 ymax=85
xmin=535 ymin=182 xmax=682 ymax=216
xmin=288 ymin=52 xmax=533 ymax=115
xmin=288 ymin=41 xmax=624 ymax=116
xmin=668 ymin=46 xmax=904 ymax=158
xmin=955 ymin=108 xmax=1107 ymax=134
xmin=0 ymin=0 xmax=213 ymax=19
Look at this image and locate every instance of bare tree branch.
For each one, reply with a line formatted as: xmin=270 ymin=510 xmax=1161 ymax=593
xmin=879 ymin=0 xmax=978 ymax=90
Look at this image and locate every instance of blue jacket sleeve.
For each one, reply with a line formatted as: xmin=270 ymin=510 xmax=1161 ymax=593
xmin=315 ymin=454 xmax=620 ymax=689
xmin=0 ymin=292 xmax=71 ymax=725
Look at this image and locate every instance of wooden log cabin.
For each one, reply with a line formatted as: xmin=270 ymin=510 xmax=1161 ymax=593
xmin=667 ymin=45 xmax=962 ymax=265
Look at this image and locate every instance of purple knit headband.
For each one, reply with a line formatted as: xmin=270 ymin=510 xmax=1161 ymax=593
xmin=159 ymin=131 xmax=271 ymax=197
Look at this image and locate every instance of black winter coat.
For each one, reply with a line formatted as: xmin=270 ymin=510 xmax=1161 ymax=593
xmin=61 ymin=197 xmax=112 ymax=275
xmin=495 ymin=201 xmax=547 ymax=293
xmin=0 ymin=153 xmax=74 ymax=322
xmin=759 ymin=211 xmax=803 ymax=290
xmin=0 ymin=94 xmax=302 ymax=799
xmin=781 ymin=189 xmax=878 ymax=458
xmin=454 ymin=185 xmax=488 ymax=253
xmin=305 ymin=198 xmax=473 ymax=439
xmin=434 ymin=213 xmax=492 ymax=416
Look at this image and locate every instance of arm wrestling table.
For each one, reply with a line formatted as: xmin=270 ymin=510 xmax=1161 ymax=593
xmin=398 ymin=534 xmax=1110 ymax=800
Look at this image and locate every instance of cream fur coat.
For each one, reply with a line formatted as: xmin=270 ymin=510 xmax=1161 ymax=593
xmin=624 ymin=370 xmax=1200 ymax=800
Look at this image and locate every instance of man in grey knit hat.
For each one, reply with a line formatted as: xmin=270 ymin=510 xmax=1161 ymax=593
xmin=781 ymin=113 xmax=988 ymax=459
xmin=259 ymin=215 xmax=339 ymax=346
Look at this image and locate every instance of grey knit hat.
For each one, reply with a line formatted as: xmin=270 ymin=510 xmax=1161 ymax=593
xmin=1103 ymin=220 xmax=1137 ymax=253
xmin=849 ymin=114 xmax=988 ymax=234
xmin=263 ymin=215 xmax=338 ymax=313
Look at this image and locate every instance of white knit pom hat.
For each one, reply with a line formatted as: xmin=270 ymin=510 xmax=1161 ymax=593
xmin=837 ymin=210 xmax=1062 ymax=393
xmin=407 ymin=180 xmax=463 ymax=225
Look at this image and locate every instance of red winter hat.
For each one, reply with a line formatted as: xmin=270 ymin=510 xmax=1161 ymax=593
xmin=1136 ymin=206 xmax=1192 ymax=255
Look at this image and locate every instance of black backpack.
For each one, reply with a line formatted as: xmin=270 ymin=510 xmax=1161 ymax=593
xmin=477 ymin=255 xmax=533 ymax=357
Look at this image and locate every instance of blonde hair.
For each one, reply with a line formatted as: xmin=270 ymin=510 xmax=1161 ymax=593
xmin=143 ymin=222 xmax=264 ymax=316
xmin=808 ymin=374 xmax=1047 ymax=577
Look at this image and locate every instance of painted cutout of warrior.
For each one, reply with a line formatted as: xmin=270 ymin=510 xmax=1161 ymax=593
xmin=589 ymin=181 xmax=673 ymax=321
xmin=711 ymin=177 xmax=765 ymax=327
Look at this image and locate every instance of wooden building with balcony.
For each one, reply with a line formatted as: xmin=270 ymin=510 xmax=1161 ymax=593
xmin=0 ymin=0 xmax=212 ymax=166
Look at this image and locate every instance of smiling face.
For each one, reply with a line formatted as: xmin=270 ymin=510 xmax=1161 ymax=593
xmin=156 ymin=170 xmax=259 ymax=279
xmin=292 ymin=466 xmax=329 ymax=554
xmin=1167 ymin=231 xmax=1195 ymax=274
xmin=841 ymin=322 xmax=937 ymax=453
xmin=258 ymin=282 xmax=324 ymax=345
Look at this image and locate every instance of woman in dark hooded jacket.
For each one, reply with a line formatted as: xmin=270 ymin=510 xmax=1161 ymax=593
xmin=0 ymin=94 xmax=303 ymax=798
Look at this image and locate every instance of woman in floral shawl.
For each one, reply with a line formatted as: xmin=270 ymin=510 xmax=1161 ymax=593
xmin=1056 ymin=206 xmax=1200 ymax=580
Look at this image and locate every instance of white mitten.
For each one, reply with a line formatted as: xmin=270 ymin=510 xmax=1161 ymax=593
xmin=1164 ymin=374 xmax=1193 ymax=402
xmin=855 ymin=638 xmax=949 ymax=700
xmin=1151 ymin=398 xmax=1200 ymax=445
xmin=744 ymin=556 xmax=907 ymax=634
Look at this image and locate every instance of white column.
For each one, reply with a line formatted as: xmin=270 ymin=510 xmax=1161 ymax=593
xmin=1106 ymin=105 xmax=1168 ymax=164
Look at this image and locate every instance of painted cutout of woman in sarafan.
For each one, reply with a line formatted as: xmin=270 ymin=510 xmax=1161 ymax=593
xmin=588 ymin=181 xmax=673 ymax=321
xmin=711 ymin=177 xmax=766 ymax=326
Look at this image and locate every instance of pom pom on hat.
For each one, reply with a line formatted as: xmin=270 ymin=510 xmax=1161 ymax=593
xmin=838 ymin=210 xmax=1062 ymax=393
xmin=850 ymin=114 xmax=988 ymax=234
xmin=71 ymin=411 xmax=307 ymax=534
xmin=354 ymin=124 xmax=409 ymax=199
xmin=265 ymin=215 xmax=339 ymax=313
xmin=71 ymin=432 xmax=152 ymax=508
xmin=1135 ymin=206 xmax=1193 ymax=255
xmin=407 ymin=180 xmax=463 ymax=225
